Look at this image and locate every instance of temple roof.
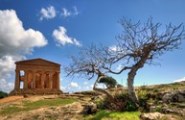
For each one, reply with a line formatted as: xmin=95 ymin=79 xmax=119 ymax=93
xmin=15 ymin=58 xmax=60 ymax=66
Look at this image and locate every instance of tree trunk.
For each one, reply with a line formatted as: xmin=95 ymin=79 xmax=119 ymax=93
xmin=127 ymin=68 xmax=138 ymax=103
xmin=127 ymin=52 xmax=150 ymax=104
xmin=93 ymin=75 xmax=114 ymax=99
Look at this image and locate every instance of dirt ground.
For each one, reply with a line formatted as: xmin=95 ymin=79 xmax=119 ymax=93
xmin=0 ymin=96 xmax=23 ymax=104
xmin=0 ymin=95 xmax=89 ymax=120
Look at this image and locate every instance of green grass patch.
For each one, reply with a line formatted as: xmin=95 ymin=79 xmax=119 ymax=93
xmin=0 ymin=106 xmax=22 ymax=115
xmin=24 ymin=98 xmax=75 ymax=109
xmin=0 ymin=98 xmax=76 ymax=115
xmin=84 ymin=110 xmax=140 ymax=120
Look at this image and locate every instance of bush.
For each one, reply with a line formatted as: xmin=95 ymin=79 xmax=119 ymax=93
xmin=97 ymin=93 xmax=138 ymax=111
xmin=0 ymin=91 xmax=8 ymax=99
xmin=125 ymin=101 xmax=138 ymax=111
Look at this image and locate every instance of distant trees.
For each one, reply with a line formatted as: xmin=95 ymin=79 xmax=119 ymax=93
xmin=66 ymin=18 xmax=185 ymax=104
xmin=0 ymin=91 xmax=8 ymax=99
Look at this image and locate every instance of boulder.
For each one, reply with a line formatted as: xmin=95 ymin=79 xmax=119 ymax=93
xmin=162 ymin=90 xmax=185 ymax=103
xmin=82 ymin=102 xmax=97 ymax=114
xmin=140 ymin=112 xmax=164 ymax=120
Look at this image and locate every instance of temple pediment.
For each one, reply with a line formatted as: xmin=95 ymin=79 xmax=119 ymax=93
xmin=16 ymin=58 xmax=60 ymax=66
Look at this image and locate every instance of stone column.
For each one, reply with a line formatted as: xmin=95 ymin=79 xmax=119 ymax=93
xmin=24 ymin=70 xmax=28 ymax=90
xmin=57 ymin=72 xmax=60 ymax=90
xmin=49 ymin=72 xmax=53 ymax=89
xmin=14 ymin=70 xmax=20 ymax=90
xmin=32 ymin=71 xmax=36 ymax=89
xmin=41 ymin=72 xmax=45 ymax=89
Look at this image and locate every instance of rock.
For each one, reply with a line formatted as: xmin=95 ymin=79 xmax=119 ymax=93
xmin=162 ymin=90 xmax=185 ymax=103
xmin=23 ymin=94 xmax=29 ymax=98
xmin=149 ymin=106 xmax=156 ymax=112
xmin=82 ymin=102 xmax=97 ymax=114
xmin=161 ymin=107 xmax=185 ymax=117
xmin=177 ymin=94 xmax=185 ymax=102
xmin=140 ymin=112 xmax=164 ymax=120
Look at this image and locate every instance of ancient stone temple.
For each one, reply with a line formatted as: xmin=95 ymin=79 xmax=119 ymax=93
xmin=10 ymin=58 xmax=62 ymax=95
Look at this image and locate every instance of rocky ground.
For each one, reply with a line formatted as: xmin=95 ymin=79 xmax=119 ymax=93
xmin=139 ymin=82 xmax=185 ymax=120
xmin=0 ymin=95 xmax=93 ymax=120
xmin=0 ymin=81 xmax=185 ymax=120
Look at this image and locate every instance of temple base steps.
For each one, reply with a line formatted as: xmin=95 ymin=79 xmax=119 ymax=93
xmin=9 ymin=88 xmax=63 ymax=95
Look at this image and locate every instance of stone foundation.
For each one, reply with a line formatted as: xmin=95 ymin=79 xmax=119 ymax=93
xmin=10 ymin=89 xmax=63 ymax=95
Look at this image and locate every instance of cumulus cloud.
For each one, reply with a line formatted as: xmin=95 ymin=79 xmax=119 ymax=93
xmin=174 ymin=77 xmax=185 ymax=82
xmin=61 ymin=6 xmax=79 ymax=18
xmin=70 ymin=82 xmax=79 ymax=88
xmin=52 ymin=26 xmax=81 ymax=46
xmin=40 ymin=6 xmax=56 ymax=20
xmin=0 ymin=9 xmax=47 ymax=92
xmin=0 ymin=79 xmax=14 ymax=93
xmin=0 ymin=10 xmax=47 ymax=56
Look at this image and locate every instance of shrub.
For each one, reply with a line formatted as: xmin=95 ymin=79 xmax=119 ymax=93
xmin=98 ymin=77 xmax=117 ymax=89
xmin=97 ymin=93 xmax=138 ymax=111
xmin=0 ymin=91 xmax=8 ymax=99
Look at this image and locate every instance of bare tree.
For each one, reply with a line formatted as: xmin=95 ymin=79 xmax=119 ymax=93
xmin=65 ymin=18 xmax=185 ymax=105
xmin=65 ymin=44 xmax=114 ymax=99
xmin=103 ymin=18 xmax=185 ymax=103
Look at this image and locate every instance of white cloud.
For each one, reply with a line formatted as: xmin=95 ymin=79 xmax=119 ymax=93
xmin=70 ymin=82 xmax=79 ymax=88
xmin=73 ymin=6 xmax=79 ymax=16
xmin=96 ymin=83 xmax=107 ymax=89
xmin=0 ymin=9 xmax=47 ymax=93
xmin=83 ymin=81 xmax=88 ymax=85
xmin=0 ymin=10 xmax=47 ymax=56
xmin=40 ymin=6 xmax=56 ymax=20
xmin=61 ymin=8 xmax=71 ymax=17
xmin=60 ymin=86 xmax=66 ymax=91
xmin=52 ymin=26 xmax=81 ymax=46
xmin=174 ymin=77 xmax=185 ymax=82
xmin=61 ymin=6 xmax=79 ymax=18
xmin=109 ymin=45 xmax=122 ymax=52
xmin=0 ymin=56 xmax=15 ymax=75
xmin=115 ymin=64 xmax=123 ymax=71
xmin=90 ymin=84 xmax=94 ymax=89
xmin=0 ymin=79 xmax=14 ymax=93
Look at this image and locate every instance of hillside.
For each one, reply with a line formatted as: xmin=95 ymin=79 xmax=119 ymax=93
xmin=0 ymin=81 xmax=184 ymax=120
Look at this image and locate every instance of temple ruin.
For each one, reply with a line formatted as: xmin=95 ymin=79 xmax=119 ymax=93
xmin=10 ymin=58 xmax=62 ymax=95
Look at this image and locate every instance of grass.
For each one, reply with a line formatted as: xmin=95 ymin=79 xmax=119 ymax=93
xmin=84 ymin=110 xmax=141 ymax=120
xmin=24 ymin=98 xmax=75 ymax=108
xmin=0 ymin=106 xmax=22 ymax=115
xmin=0 ymin=98 xmax=76 ymax=115
xmin=140 ymin=81 xmax=185 ymax=93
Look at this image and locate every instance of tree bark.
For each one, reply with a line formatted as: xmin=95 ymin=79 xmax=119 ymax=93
xmin=127 ymin=51 xmax=150 ymax=104
xmin=127 ymin=68 xmax=139 ymax=103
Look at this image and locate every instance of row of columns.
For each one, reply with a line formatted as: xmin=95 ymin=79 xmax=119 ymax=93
xmin=14 ymin=69 xmax=60 ymax=90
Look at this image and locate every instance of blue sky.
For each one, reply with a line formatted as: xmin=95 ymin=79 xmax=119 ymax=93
xmin=0 ymin=0 xmax=185 ymax=93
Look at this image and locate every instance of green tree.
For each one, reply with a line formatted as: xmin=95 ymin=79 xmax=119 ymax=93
xmin=0 ymin=91 xmax=8 ymax=99
xmin=98 ymin=77 xmax=117 ymax=89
